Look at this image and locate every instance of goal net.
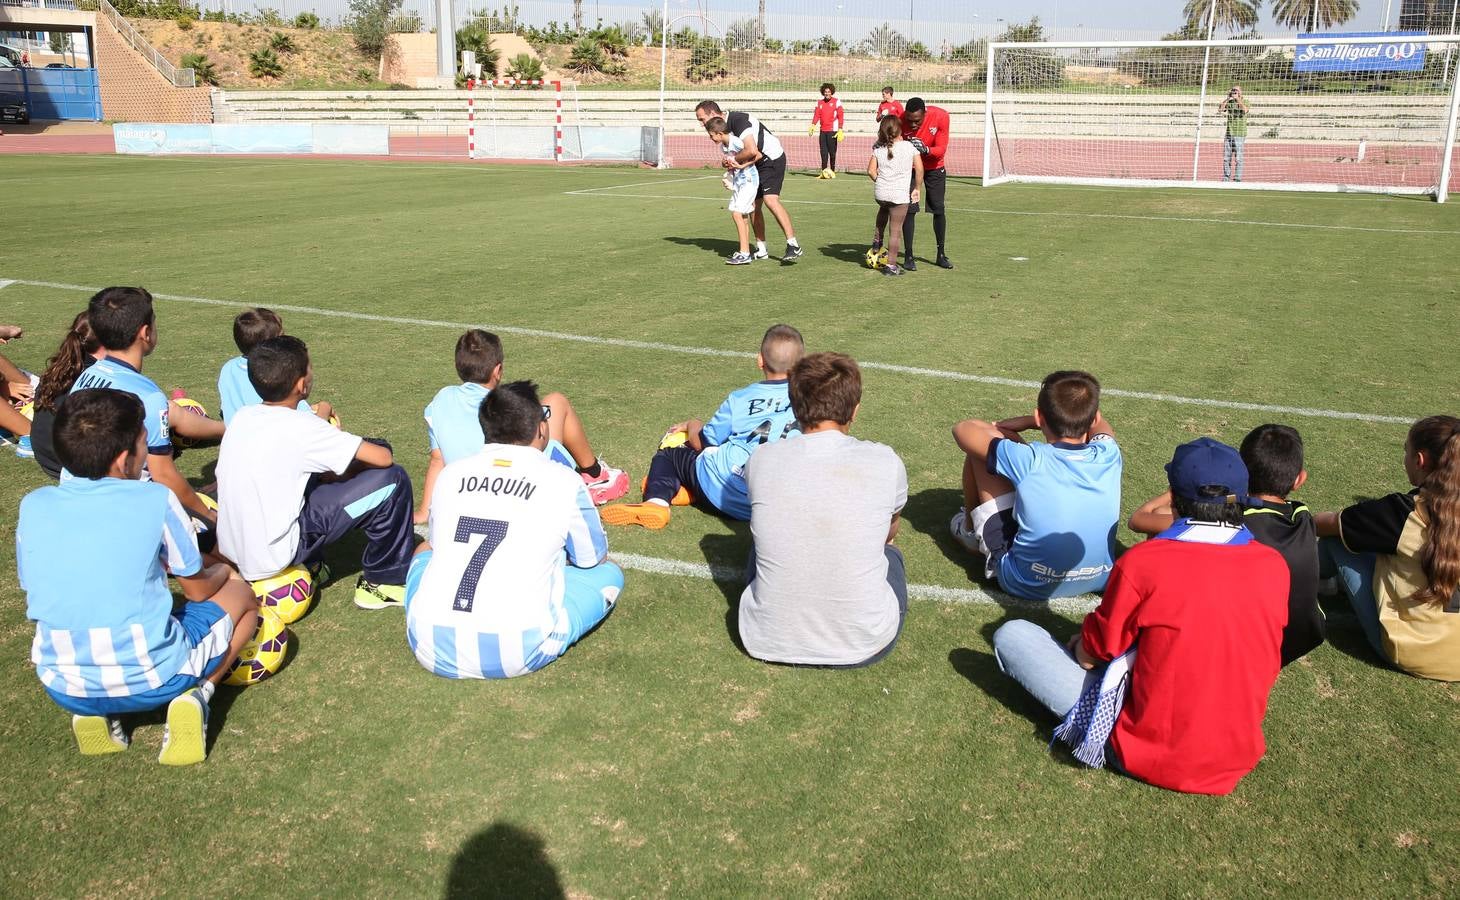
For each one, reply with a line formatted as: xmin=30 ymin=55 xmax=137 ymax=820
xmin=466 ymin=79 xmax=567 ymax=161
xmin=983 ymin=34 xmax=1460 ymax=200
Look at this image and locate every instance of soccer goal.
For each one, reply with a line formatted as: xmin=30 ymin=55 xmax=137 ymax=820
xmin=983 ymin=33 xmax=1460 ymax=201
xmin=466 ymin=78 xmax=567 ymax=162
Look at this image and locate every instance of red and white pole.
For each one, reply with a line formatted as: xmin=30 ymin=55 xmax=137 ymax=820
xmin=466 ymin=77 xmax=476 ymax=158
xmin=552 ymin=79 xmax=563 ymax=163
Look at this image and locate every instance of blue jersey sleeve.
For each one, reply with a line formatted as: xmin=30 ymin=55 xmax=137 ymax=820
xmin=700 ymin=396 xmax=736 ymax=447
xmin=424 ymin=397 xmax=442 ymax=452
xmin=160 ymin=492 xmax=203 ymax=578
xmin=992 ymin=438 xmax=1037 ymax=484
xmin=143 ymin=388 xmax=172 ymax=455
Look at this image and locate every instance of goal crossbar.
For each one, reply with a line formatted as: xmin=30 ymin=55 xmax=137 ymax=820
xmin=982 ymin=34 xmax=1460 ymax=201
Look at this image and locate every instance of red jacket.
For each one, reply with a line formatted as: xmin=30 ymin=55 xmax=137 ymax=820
xmin=811 ymin=97 xmax=844 ymax=132
xmin=877 ymin=100 xmax=904 ymax=121
xmin=901 ymin=105 xmax=949 ymax=171
xmin=1080 ymin=528 xmax=1287 ymax=795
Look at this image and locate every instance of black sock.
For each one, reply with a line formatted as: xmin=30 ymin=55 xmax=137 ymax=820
xmin=934 ymin=216 xmax=947 ymax=256
xmin=578 ymin=461 xmax=602 ymax=479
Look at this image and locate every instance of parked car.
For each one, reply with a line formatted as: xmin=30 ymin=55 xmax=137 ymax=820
xmin=0 ymin=97 xmax=28 ymax=124
xmin=0 ymin=45 xmax=22 ymax=67
xmin=45 ymin=63 xmax=75 ymax=69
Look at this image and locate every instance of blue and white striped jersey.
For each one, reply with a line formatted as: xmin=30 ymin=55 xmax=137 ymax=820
xmin=407 ymin=442 xmax=608 ymax=678
xmin=696 ymin=379 xmax=800 ymax=520
xmin=424 ymin=382 xmax=491 ymax=465
xmin=18 ymin=478 xmax=205 ymax=698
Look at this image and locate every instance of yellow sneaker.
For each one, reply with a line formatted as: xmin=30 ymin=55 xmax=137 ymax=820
xmin=72 ymin=715 xmax=129 ymax=756
xmin=600 ymin=502 xmax=672 ymax=529
xmin=158 ymin=689 xmax=208 ymax=766
xmin=640 ymin=477 xmax=693 ymax=506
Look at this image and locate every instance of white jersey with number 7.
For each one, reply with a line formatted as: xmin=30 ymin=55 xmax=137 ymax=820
xmin=408 ymin=442 xmax=607 ymax=678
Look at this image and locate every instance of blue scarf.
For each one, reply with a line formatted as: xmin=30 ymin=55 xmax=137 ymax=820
xmin=1052 ymin=647 xmax=1136 ymax=768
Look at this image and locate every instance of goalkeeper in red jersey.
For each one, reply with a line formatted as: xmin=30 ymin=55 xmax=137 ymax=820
xmin=900 ymin=98 xmax=953 ymax=271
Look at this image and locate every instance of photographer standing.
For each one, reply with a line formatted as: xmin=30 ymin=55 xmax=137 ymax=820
xmin=1220 ymin=85 xmax=1249 ymax=183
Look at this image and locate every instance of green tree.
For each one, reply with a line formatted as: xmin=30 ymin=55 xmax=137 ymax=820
xmin=457 ymin=20 xmax=500 ymax=76
xmin=726 ymin=19 xmax=759 ymax=50
xmin=348 ymin=0 xmax=402 ymax=57
xmin=1182 ymin=0 xmax=1262 ymax=34
xmin=566 ymin=36 xmax=606 ymax=73
xmin=248 ymin=46 xmax=284 ymax=78
xmin=180 ymin=51 xmax=217 ymax=85
xmin=861 ymin=23 xmax=908 ymax=58
xmin=294 ymin=12 xmax=319 ymax=29
xmin=1270 ymin=0 xmax=1359 ymax=30
xmin=996 ymin=17 xmax=1047 ymax=43
xmin=504 ymin=52 xmax=544 ymax=81
xmin=573 ymin=0 xmax=583 ymax=32
xmin=641 ymin=8 xmax=664 ymax=45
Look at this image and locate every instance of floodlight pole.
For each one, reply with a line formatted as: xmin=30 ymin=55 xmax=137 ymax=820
xmin=657 ymin=0 xmax=669 ymax=168
xmin=1191 ymin=0 xmax=1219 ymax=182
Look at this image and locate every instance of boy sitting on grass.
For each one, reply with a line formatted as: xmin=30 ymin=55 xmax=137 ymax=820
xmin=601 ymin=324 xmax=804 ymax=530
xmin=1130 ymin=423 xmax=1322 ymax=665
xmin=406 ymin=381 xmax=623 ymax=679
xmin=216 ymin=336 xmax=415 ymax=610
xmin=218 ymin=307 xmax=334 ymax=426
xmin=949 ymin=370 xmax=1122 ymax=600
xmin=705 ymin=116 xmax=760 ymax=266
xmin=18 ymin=388 xmax=259 ymax=766
xmin=414 ymin=329 xmax=628 ymax=524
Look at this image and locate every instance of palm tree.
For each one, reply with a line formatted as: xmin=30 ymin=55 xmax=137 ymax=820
xmin=1270 ymin=0 xmax=1359 ymax=30
xmin=642 ymin=7 xmax=664 ymax=45
xmin=757 ymin=1 xmax=767 ymax=49
xmin=573 ymin=0 xmax=583 ymax=33
xmin=1182 ymin=0 xmax=1262 ymax=34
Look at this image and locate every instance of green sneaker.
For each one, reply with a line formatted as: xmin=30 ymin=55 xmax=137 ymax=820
xmin=353 ymin=577 xmax=406 ymax=610
xmin=158 ymin=689 xmax=208 ymax=767
xmin=72 ymin=715 xmax=129 ymax=756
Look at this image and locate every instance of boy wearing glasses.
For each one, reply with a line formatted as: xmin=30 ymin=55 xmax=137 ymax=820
xmin=406 ymin=381 xmax=623 ymax=678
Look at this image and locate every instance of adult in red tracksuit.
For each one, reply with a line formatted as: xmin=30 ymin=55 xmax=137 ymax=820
xmin=900 ymin=97 xmax=952 ymax=270
xmin=809 ymin=82 xmax=845 ymax=177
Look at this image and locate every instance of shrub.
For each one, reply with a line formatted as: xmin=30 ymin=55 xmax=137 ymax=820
xmin=248 ymin=46 xmax=284 ymax=78
xmin=294 ymin=12 xmax=319 ymax=29
xmin=763 ymin=37 xmax=784 ymax=53
xmin=249 ymin=7 xmax=285 ymax=27
xmin=180 ymin=51 xmax=217 ymax=85
xmin=588 ymin=24 xmax=629 ymax=58
xmin=685 ymin=41 xmax=726 ymax=82
xmin=566 ymin=37 xmax=607 ymax=74
xmin=387 ymin=12 xmax=423 ymax=32
xmin=269 ymin=32 xmax=295 ymax=53
xmin=175 ymin=15 xmax=193 ymax=31
xmin=504 ymin=53 xmax=544 ymax=82
xmin=814 ymin=35 xmax=841 ymax=54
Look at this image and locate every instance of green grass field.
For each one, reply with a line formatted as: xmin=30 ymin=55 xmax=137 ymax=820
xmin=2 ymin=155 xmax=1458 ymax=898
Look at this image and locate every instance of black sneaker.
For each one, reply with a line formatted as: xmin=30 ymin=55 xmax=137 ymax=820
xmin=935 ymin=254 xmax=955 ymax=269
xmin=903 ymin=258 xmax=918 ymax=272
xmin=783 ymin=243 xmax=804 ymax=261
xmin=882 ymin=263 xmax=904 ymax=276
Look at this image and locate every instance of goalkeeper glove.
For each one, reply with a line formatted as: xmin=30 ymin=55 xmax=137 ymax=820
xmin=808 ymin=125 xmax=817 ymax=135
xmin=835 ymin=130 xmax=844 ymax=141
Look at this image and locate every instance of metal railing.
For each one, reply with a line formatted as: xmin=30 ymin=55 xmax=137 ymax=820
xmin=0 ymin=0 xmax=81 ymax=9
xmin=95 ymin=0 xmax=195 ymax=87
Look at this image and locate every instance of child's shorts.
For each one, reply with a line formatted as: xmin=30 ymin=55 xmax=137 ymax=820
xmin=970 ymin=494 xmax=1019 ymax=581
xmin=46 ymin=601 xmax=234 ymax=716
xmin=728 ymin=178 xmax=758 ymax=215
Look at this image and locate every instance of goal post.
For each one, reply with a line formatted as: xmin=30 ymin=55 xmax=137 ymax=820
xmin=466 ymin=78 xmax=565 ymax=162
xmin=983 ymin=33 xmax=1460 ymax=201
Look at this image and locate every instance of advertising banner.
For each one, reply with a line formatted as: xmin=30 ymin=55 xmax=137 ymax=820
xmin=1294 ymin=32 xmax=1428 ymax=73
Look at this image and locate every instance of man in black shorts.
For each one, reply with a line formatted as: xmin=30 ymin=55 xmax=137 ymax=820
xmin=694 ymin=101 xmax=803 ymax=262
xmin=900 ymin=98 xmax=953 ymax=270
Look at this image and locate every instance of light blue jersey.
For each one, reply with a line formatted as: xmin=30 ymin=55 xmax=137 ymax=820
xmin=71 ymin=356 xmax=171 ymax=455
xmin=218 ymin=355 xmax=310 ymax=425
xmin=722 ymin=135 xmax=759 ymax=190
xmin=18 ymin=478 xmax=206 ymax=699
xmin=993 ymin=435 xmax=1123 ymax=599
xmin=425 ymin=382 xmax=573 ymax=469
xmin=696 ymin=379 xmax=799 ymax=520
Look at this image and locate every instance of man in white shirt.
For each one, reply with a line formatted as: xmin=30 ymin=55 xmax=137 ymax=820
xmin=739 ymin=352 xmax=909 ymax=667
xmin=405 ymin=380 xmax=623 ymax=679
xmin=694 ymin=100 xmax=803 ymax=262
xmin=216 ymin=336 xmax=415 ymax=609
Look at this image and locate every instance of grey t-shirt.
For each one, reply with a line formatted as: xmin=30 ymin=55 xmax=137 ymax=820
xmin=738 ymin=429 xmax=908 ymax=665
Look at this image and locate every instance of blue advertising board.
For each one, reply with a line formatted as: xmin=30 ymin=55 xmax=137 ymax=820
xmin=113 ymin=124 xmax=390 ymax=156
xmin=1294 ymin=32 xmax=1428 ymax=73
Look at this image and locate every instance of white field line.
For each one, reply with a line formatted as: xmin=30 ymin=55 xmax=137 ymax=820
xmin=0 ymin=277 xmax=1414 ymax=425
xmin=564 ymin=188 xmax=1460 ymax=237
xmin=406 ymin=522 xmax=1098 ymax=614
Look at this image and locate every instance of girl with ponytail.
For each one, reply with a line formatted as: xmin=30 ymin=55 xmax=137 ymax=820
xmin=27 ymin=312 xmax=103 ymax=478
xmin=865 ymin=114 xmax=922 ymax=277
xmin=1315 ymin=415 xmax=1460 ymax=680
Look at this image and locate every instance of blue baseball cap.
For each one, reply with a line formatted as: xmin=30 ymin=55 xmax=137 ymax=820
xmin=1165 ymin=437 xmax=1249 ymax=503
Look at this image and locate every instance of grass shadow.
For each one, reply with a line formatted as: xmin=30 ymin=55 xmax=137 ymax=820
xmin=698 ymin=527 xmax=751 ymax=653
xmin=444 ymin=821 xmax=565 ymax=899
xmin=663 ymin=235 xmax=740 ymax=258
xmin=902 ymin=487 xmax=985 ymax=582
xmin=818 ymin=242 xmax=874 ymax=267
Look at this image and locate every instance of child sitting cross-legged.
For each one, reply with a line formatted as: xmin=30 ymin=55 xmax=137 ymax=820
xmin=414 ymin=329 xmax=629 ymax=524
xmin=18 ymin=388 xmax=259 ymax=766
xmin=601 ymin=324 xmax=804 ymax=530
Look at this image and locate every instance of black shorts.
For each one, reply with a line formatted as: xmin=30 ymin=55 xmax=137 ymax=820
xmin=756 ymin=155 xmax=787 ymax=197
xmin=922 ymin=167 xmax=947 ymax=216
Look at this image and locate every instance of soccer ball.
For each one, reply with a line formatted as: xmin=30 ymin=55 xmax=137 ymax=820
xmin=864 ymin=247 xmax=889 ymax=270
xmin=170 ymin=395 xmax=210 ymax=448
xmin=223 ymin=607 xmax=291 ymax=686
xmin=250 ymin=565 xmax=316 ymax=625
xmin=659 ymin=429 xmax=689 ymax=450
xmin=18 ymin=401 xmax=33 ymax=421
xmin=327 ymin=413 xmax=341 ymax=429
